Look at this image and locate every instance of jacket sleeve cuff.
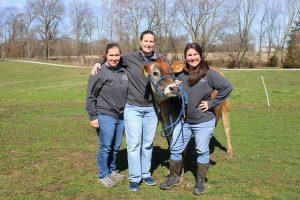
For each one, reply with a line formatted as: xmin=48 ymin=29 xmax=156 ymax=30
xmin=89 ymin=114 xmax=98 ymax=121
xmin=207 ymin=100 xmax=216 ymax=109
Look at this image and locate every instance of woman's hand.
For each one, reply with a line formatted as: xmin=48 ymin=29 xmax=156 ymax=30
xmin=175 ymin=80 xmax=182 ymax=86
xmin=199 ymin=101 xmax=209 ymax=112
xmin=91 ymin=63 xmax=101 ymax=75
xmin=90 ymin=119 xmax=99 ymax=128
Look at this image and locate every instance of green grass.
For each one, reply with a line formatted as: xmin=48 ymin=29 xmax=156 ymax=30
xmin=0 ymin=60 xmax=299 ymax=199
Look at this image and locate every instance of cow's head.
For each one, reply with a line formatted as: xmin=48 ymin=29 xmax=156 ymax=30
xmin=143 ymin=58 xmax=179 ymax=98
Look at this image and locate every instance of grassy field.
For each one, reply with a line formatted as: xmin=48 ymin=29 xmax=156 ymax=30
xmin=0 ymin=60 xmax=299 ymax=200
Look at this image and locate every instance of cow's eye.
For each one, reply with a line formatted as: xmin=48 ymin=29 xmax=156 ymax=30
xmin=153 ymin=72 xmax=160 ymax=76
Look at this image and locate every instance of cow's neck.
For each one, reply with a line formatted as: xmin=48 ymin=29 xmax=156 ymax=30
xmin=153 ymin=94 xmax=166 ymax=107
xmin=153 ymin=94 xmax=177 ymax=121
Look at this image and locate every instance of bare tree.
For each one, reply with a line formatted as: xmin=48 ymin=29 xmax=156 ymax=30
xmin=2 ymin=0 xmax=297 ymax=67
xmin=264 ymin=0 xmax=281 ymax=60
xmin=0 ymin=9 xmax=6 ymax=58
xmin=27 ymin=0 xmax=65 ymax=60
xmin=113 ymin=0 xmax=146 ymax=51
xmin=276 ymin=0 xmax=300 ymax=65
xmin=145 ymin=0 xmax=177 ymax=56
xmin=94 ymin=2 xmax=109 ymax=41
xmin=21 ymin=3 xmax=36 ymax=58
xmin=83 ymin=10 xmax=95 ymax=65
xmin=257 ymin=0 xmax=268 ymax=67
xmin=227 ymin=0 xmax=257 ymax=68
xmin=93 ymin=0 xmax=114 ymax=58
xmin=2 ymin=7 xmax=23 ymax=57
xmin=68 ymin=0 xmax=93 ymax=59
xmin=146 ymin=0 xmax=168 ymax=53
xmin=175 ymin=0 xmax=225 ymax=57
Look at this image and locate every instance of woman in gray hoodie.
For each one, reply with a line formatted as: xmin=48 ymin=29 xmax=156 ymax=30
xmin=86 ymin=43 xmax=128 ymax=188
xmin=160 ymin=43 xmax=233 ymax=195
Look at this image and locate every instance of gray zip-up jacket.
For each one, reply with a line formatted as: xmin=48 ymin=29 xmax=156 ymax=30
xmin=177 ymin=67 xmax=233 ymax=124
xmin=121 ymin=51 xmax=169 ymax=106
xmin=86 ymin=63 xmax=129 ymax=120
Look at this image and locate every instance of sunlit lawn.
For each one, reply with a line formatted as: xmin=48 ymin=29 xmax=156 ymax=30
xmin=0 ymin=60 xmax=299 ymax=199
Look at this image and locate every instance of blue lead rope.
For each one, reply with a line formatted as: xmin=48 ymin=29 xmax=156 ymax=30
xmin=147 ymin=74 xmax=188 ymax=137
xmin=160 ymin=83 xmax=188 ymax=137
xmin=148 ymin=74 xmax=175 ymax=97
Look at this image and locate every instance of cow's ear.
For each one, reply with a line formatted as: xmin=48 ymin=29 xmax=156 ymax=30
xmin=172 ymin=60 xmax=185 ymax=73
xmin=143 ymin=64 xmax=150 ymax=77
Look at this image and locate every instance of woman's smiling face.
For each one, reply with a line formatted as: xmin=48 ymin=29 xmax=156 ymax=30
xmin=140 ymin=33 xmax=155 ymax=56
xmin=106 ymin=47 xmax=121 ymax=67
xmin=186 ymin=48 xmax=201 ymax=68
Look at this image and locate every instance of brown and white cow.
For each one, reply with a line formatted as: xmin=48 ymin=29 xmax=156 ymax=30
xmin=143 ymin=59 xmax=233 ymax=157
xmin=143 ymin=59 xmax=181 ymax=147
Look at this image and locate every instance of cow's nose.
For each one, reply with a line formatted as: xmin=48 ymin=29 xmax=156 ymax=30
xmin=169 ymin=86 xmax=178 ymax=92
xmin=169 ymin=86 xmax=175 ymax=91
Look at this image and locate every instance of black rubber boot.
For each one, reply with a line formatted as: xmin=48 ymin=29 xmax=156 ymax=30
xmin=160 ymin=160 xmax=182 ymax=189
xmin=193 ymin=163 xmax=209 ymax=195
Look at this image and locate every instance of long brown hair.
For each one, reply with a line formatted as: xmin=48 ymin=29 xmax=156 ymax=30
xmin=184 ymin=43 xmax=209 ymax=86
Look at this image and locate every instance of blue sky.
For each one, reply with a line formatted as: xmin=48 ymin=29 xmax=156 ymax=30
xmin=0 ymin=0 xmax=25 ymax=8
xmin=0 ymin=0 xmax=100 ymax=9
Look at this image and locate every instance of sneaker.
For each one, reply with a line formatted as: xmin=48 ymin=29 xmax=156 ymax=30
xmin=143 ymin=177 xmax=157 ymax=186
xmin=109 ymin=170 xmax=126 ymax=181
xmin=98 ymin=176 xmax=116 ymax=188
xmin=129 ymin=182 xmax=140 ymax=192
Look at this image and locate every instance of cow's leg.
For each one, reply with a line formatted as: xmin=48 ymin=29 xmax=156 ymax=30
xmin=221 ymin=102 xmax=233 ymax=157
xmin=181 ymin=148 xmax=187 ymax=178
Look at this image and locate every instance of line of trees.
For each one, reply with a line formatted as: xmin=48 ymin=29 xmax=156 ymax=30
xmin=0 ymin=0 xmax=299 ymax=68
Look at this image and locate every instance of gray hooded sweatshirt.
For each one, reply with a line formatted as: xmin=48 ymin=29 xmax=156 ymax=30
xmin=121 ymin=51 xmax=169 ymax=107
xmin=86 ymin=63 xmax=128 ymax=120
xmin=177 ymin=67 xmax=233 ymax=124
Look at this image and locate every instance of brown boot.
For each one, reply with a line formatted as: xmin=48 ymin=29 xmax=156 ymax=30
xmin=160 ymin=160 xmax=182 ymax=190
xmin=193 ymin=163 xmax=209 ymax=195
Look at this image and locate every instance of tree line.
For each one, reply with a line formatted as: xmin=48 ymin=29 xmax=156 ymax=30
xmin=0 ymin=0 xmax=299 ymax=68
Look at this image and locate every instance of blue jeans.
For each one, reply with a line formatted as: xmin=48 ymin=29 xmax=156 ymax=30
xmin=170 ymin=118 xmax=215 ymax=164
xmin=97 ymin=113 xmax=124 ymax=178
xmin=124 ymin=103 xmax=158 ymax=183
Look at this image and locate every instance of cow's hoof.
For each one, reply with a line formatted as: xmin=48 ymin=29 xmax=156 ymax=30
xmin=226 ymin=149 xmax=234 ymax=157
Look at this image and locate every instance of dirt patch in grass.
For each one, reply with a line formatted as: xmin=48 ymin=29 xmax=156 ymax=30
xmin=58 ymin=151 xmax=95 ymax=173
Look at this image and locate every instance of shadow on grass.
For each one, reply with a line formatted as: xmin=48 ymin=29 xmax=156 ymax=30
xmin=209 ymin=136 xmax=227 ymax=155
xmin=178 ymin=136 xmax=228 ymax=178
xmin=113 ymin=135 xmax=227 ymax=179
xmin=116 ymin=146 xmax=170 ymax=175
xmin=209 ymin=136 xmax=228 ymax=167
xmin=116 ymin=148 xmax=128 ymax=172
xmin=151 ymin=146 xmax=170 ymax=173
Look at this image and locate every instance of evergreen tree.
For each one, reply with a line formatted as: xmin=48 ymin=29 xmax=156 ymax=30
xmin=284 ymin=19 xmax=300 ymax=68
